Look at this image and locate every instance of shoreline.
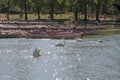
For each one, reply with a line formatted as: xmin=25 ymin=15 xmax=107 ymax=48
xmin=0 ymin=20 xmax=120 ymax=25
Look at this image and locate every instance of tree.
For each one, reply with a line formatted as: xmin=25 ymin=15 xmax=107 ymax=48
xmin=17 ymin=0 xmax=32 ymax=20
xmin=6 ymin=0 xmax=10 ymax=20
xmin=47 ymin=0 xmax=66 ymax=20
xmin=32 ymin=0 xmax=46 ymax=20
xmin=73 ymin=0 xmax=80 ymax=20
xmin=0 ymin=0 xmax=11 ymax=20
xmin=0 ymin=0 xmax=119 ymax=21
xmin=65 ymin=0 xmax=80 ymax=20
xmin=24 ymin=0 xmax=28 ymax=20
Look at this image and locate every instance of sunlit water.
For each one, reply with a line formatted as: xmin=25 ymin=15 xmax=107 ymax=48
xmin=0 ymin=28 xmax=120 ymax=80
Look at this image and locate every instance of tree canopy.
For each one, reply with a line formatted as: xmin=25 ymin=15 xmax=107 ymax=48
xmin=0 ymin=0 xmax=119 ymax=21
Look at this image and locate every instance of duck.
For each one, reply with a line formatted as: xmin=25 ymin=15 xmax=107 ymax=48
xmin=55 ymin=37 xmax=66 ymax=47
xmin=76 ymin=32 xmax=83 ymax=42
xmin=76 ymin=38 xmax=83 ymax=42
xmin=98 ymin=39 xmax=104 ymax=43
xmin=85 ymin=78 xmax=90 ymax=80
xmin=33 ymin=48 xmax=41 ymax=58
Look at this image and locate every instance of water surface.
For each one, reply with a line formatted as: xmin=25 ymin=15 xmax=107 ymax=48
xmin=0 ymin=27 xmax=120 ymax=80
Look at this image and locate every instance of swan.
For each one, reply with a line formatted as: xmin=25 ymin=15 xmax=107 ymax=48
xmin=85 ymin=78 xmax=90 ymax=80
xmin=55 ymin=37 xmax=66 ymax=47
xmin=33 ymin=48 xmax=41 ymax=58
xmin=76 ymin=38 xmax=83 ymax=42
xmin=76 ymin=33 xmax=83 ymax=42
xmin=98 ymin=39 xmax=103 ymax=43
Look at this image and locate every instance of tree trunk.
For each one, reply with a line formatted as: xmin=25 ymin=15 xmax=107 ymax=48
xmin=37 ymin=7 xmax=40 ymax=20
xmin=50 ymin=3 xmax=54 ymax=20
xmin=96 ymin=0 xmax=101 ymax=21
xmin=102 ymin=4 xmax=107 ymax=13
xmin=7 ymin=0 xmax=10 ymax=20
xmin=24 ymin=0 xmax=28 ymax=20
xmin=83 ymin=0 xmax=87 ymax=21
xmin=74 ymin=3 xmax=79 ymax=21
xmin=74 ymin=11 xmax=78 ymax=21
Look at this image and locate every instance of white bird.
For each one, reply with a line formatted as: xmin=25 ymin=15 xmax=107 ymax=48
xmin=76 ymin=33 xmax=83 ymax=42
xmin=55 ymin=37 xmax=66 ymax=47
xmin=33 ymin=48 xmax=41 ymax=58
xmin=85 ymin=78 xmax=90 ymax=80
xmin=76 ymin=37 xmax=83 ymax=42
xmin=98 ymin=39 xmax=103 ymax=43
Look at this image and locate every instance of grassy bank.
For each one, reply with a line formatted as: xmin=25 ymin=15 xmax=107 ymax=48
xmin=0 ymin=13 xmax=74 ymax=21
xmin=0 ymin=13 xmax=117 ymax=21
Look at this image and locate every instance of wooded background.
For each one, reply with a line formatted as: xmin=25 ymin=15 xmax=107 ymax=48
xmin=0 ymin=0 xmax=120 ymax=21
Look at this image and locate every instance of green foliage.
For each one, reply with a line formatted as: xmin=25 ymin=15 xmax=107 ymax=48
xmin=0 ymin=0 xmax=119 ymax=20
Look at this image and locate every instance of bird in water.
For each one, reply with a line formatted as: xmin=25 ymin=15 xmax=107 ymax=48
xmin=33 ymin=48 xmax=41 ymax=58
xmin=98 ymin=39 xmax=104 ymax=43
xmin=76 ymin=32 xmax=84 ymax=42
xmin=85 ymin=78 xmax=90 ymax=80
xmin=55 ymin=37 xmax=66 ymax=47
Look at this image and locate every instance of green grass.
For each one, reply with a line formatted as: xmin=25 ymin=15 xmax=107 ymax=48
xmin=0 ymin=13 xmax=80 ymax=21
xmin=0 ymin=13 xmax=117 ymax=21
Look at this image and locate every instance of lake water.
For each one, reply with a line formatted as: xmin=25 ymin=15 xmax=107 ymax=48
xmin=0 ymin=26 xmax=120 ymax=80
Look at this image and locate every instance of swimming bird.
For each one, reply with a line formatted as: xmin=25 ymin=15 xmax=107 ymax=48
xmin=85 ymin=78 xmax=90 ymax=80
xmin=76 ymin=37 xmax=83 ymax=42
xmin=76 ymin=33 xmax=83 ymax=42
xmin=98 ymin=39 xmax=103 ymax=43
xmin=55 ymin=37 xmax=66 ymax=47
xmin=33 ymin=48 xmax=41 ymax=58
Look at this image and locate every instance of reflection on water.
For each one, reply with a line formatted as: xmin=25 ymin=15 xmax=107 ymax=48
xmin=0 ymin=28 xmax=120 ymax=80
